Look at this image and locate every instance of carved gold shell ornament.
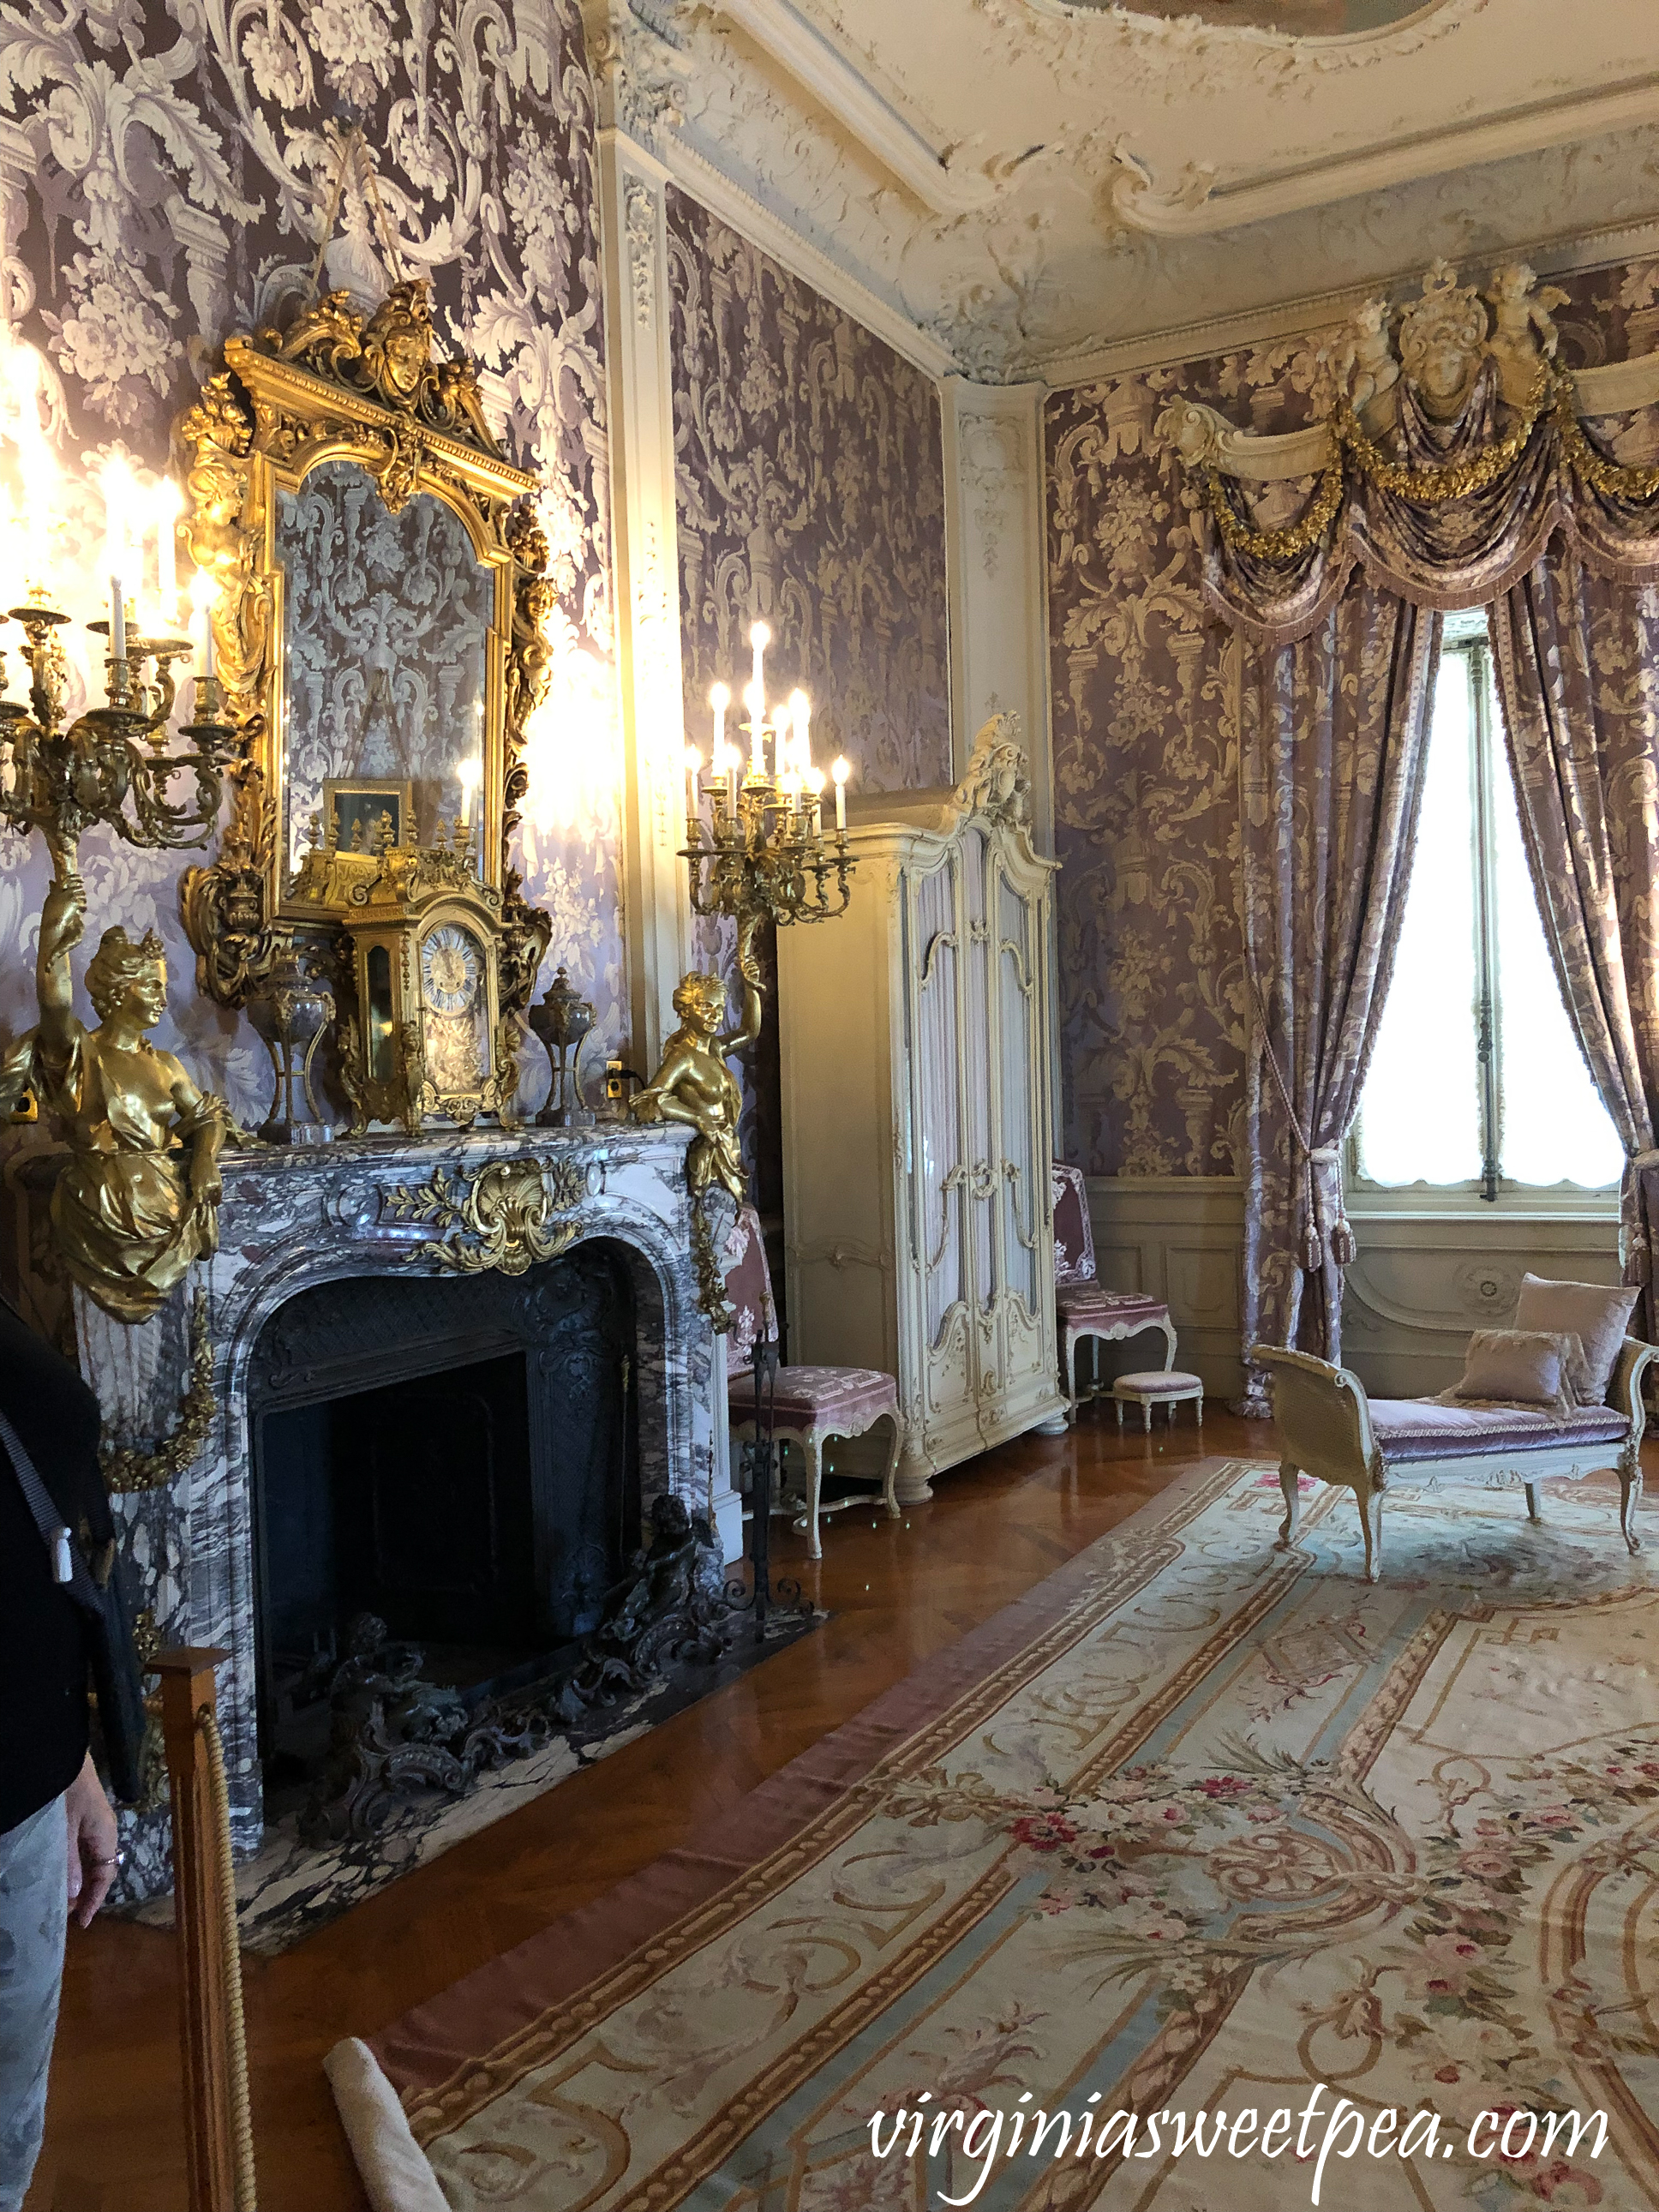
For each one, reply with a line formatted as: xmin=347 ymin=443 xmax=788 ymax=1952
xmin=174 ymin=280 xmax=555 ymax=1049
xmin=386 ymin=1157 xmax=592 ymax=1276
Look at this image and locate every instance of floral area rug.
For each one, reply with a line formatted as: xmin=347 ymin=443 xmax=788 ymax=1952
xmin=329 ymin=1458 xmax=1659 ymax=2211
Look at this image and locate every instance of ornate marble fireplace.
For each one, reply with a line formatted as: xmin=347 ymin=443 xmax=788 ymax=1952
xmin=47 ymin=1122 xmax=734 ymax=1902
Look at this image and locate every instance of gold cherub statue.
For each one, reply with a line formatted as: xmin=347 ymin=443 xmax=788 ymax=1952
xmin=631 ymin=913 xmax=764 ymax=1203
xmin=0 ymin=869 xmax=230 ymax=1324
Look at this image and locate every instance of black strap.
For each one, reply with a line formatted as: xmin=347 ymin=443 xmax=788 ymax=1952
xmin=0 ymin=1401 xmax=105 ymax=1617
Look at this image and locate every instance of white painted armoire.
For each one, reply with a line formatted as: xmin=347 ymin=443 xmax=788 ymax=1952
xmin=777 ymin=718 xmax=1065 ymax=1501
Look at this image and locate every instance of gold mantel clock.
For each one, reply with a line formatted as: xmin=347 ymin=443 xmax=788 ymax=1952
xmin=335 ymin=845 xmax=517 ymax=1134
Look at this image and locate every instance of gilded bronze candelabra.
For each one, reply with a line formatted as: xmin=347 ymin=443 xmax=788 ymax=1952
xmin=0 ymin=590 xmax=236 ymax=874
xmin=679 ymin=737 xmax=853 ymax=932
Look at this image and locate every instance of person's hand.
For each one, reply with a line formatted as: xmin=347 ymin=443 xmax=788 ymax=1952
xmin=189 ymin=1154 xmax=223 ymax=1208
xmin=40 ymin=872 xmax=87 ymax=957
xmin=735 ymin=910 xmax=763 ymax=987
xmin=63 ymin=1753 xmax=120 ymax=1927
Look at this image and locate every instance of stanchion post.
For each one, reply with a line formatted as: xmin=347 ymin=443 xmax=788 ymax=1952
xmin=155 ymin=1646 xmax=234 ymax=2212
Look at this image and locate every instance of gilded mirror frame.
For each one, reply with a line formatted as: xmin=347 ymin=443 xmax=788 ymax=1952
xmin=176 ymin=281 xmax=554 ymax=1022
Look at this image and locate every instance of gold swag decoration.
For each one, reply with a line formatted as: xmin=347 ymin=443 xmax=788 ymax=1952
xmin=1201 ymin=364 xmax=1659 ymax=567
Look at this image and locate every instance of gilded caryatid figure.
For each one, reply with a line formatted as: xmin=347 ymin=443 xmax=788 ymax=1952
xmin=0 ymin=871 xmax=229 ymax=1324
xmin=631 ymin=913 xmax=764 ymax=1205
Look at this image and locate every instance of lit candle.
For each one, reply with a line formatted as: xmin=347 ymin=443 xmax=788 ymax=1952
xmin=190 ymin=570 xmax=217 ymax=681
xmin=684 ymin=743 xmax=702 ymax=821
xmin=710 ymin=680 xmax=729 ymax=758
xmin=806 ymin=762 xmax=825 ymax=835
xmin=155 ymin=480 xmax=181 ymax=626
xmin=832 ymin=753 xmax=850 ymax=834
xmin=458 ymin=756 xmax=480 ymax=830
xmin=723 ymin=738 xmax=739 ymax=812
xmin=109 ymin=575 xmax=126 ymax=663
xmin=743 ymin=680 xmax=765 ymax=778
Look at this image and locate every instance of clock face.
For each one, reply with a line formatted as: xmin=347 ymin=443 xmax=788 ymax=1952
xmin=421 ymin=922 xmax=484 ymax=1016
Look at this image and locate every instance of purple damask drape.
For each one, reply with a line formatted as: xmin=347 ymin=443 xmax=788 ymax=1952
xmin=1492 ymin=543 xmax=1659 ymax=1334
xmin=1237 ymin=578 xmax=1438 ymax=1396
xmin=1194 ymin=351 xmax=1659 ymax=1382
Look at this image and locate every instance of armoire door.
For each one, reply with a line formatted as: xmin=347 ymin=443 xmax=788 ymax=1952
xmin=987 ymin=830 xmax=1051 ymax=1414
xmin=956 ymin=824 xmax=999 ymax=1429
xmin=907 ymin=842 xmax=973 ymax=1454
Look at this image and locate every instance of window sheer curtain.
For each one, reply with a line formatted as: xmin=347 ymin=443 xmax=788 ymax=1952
xmin=1190 ymin=354 xmax=1659 ymax=1391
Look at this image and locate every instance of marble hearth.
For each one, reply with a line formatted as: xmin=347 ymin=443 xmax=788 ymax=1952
xmin=47 ymin=1123 xmax=735 ymax=1903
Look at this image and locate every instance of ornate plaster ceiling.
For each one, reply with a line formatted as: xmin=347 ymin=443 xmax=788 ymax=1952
xmin=587 ymin=0 xmax=1659 ymax=379
xmin=1087 ymin=0 xmax=1440 ymax=27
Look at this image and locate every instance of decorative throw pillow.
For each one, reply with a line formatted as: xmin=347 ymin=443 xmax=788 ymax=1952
xmin=1450 ymin=1328 xmax=1582 ymax=1411
xmin=1513 ymin=1274 xmax=1639 ymax=1404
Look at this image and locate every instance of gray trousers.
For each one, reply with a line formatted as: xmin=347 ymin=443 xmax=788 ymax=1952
xmin=0 ymin=1799 xmax=67 ymax=2212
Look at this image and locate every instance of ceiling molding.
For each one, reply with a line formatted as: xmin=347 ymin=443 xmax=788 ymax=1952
xmin=644 ymin=128 xmax=961 ymax=378
xmin=1111 ymin=71 xmax=1659 ymax=237
xmin=1038 ymin=210 xmax=1659 ymax=389
xmin=708 ymin=0 xmax=994 ymax=213
xmin=1023 ymin=0 xmax=1458 ymax=48
xmin=580 ymin=1 xmax=1659 ymax=393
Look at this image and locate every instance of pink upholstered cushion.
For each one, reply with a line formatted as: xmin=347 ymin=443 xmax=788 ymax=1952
xmin=721 ymin=1204 xmax=778 ymax=1373
xmin=1369 ymin=1399 xmax=1629 ymax=1463
xmin=1057 ymin=1284 xmax=1168 ymax=1328
xmin=730 ymin=1364 xmax=898 ymax=1435
xmin=1115 ymin=1370 xmax=1201 ymax=1394
xmin=1513 ymin=1274 xmax=1639 ymax=1403
xmin=1450 ymin=1328 xmax=1579 ymax=1412
xmin=1051 ymin=1162 xmax=1096 ymax=1288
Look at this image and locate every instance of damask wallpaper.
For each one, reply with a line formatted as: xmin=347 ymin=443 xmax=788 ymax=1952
xmin=0 ymin=0 xmax=621 ymax=1131
xmin=665 ymin=186 xmax=950 ymax=796
xmin=1045 ymin=251 xmax=1659 ymax=1179
xmin=665 ymin=185 xmax=952 ymax=1217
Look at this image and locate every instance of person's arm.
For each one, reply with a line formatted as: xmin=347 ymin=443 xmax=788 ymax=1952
xmin=35 ymin=872 xmax=87 ymax=1064
xmin=720 ymin=911 xmax=764 ymax=1056
xmin=63 ymin=1752 xmax=119 ymax=1927
xmin=170 ymin=1070 xmax=226 ymax=1205
xmin=632 ymin=1041 xmax=698 ymax=1128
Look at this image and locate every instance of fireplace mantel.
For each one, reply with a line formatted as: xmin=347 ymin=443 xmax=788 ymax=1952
xmin=32 ymin=1123 xmax=734 ymax=1900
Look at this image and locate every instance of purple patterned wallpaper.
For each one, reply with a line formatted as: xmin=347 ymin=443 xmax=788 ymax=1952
xmin=666 ymin=185 xmax=951 ymax=797
xmin=1044 ymin=252 xmax=1659 ymax=1178
xmin=665 ymin=185 xmax=952 ymax=1220
xmin=0 ymin=0 xmax=621 ymax=1130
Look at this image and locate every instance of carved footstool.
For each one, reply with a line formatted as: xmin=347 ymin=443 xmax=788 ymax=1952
xmin=1111 ymin=1370 xmax=1204 ymax=1434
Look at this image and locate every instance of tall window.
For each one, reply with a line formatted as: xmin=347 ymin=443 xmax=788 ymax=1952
xmin=1354 ymin=615 xmax=1623 ymax=1198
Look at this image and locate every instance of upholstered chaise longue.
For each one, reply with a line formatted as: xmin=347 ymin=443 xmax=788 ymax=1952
xmin=1252 ymin=1336 xmax=1655 ymax=1582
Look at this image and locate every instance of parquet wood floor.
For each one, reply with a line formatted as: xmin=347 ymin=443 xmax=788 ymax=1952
xmin=22 ymin=1410 xmax=1336 ymax=2206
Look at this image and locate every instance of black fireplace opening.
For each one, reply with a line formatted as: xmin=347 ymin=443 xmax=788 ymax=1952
xmin=250 ymin=1243 xmax=638 ymax=1805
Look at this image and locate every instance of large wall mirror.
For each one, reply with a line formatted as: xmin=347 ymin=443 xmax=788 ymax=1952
xmin=276 ymin=459 xmax=493 ymax=884
xmin=177 ymin=281 xmax=554 ymax=1018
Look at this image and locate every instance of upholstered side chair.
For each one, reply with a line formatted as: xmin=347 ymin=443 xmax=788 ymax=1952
xmin=722 ymin=1206 xmax=903 ymax=1560
xmin=1051 ymin=1162 xmax=1178 ymax=1418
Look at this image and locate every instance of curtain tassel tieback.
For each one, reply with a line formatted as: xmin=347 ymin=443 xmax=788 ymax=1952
xmin=1297 ymin=1142 xmax=1355 ymax=1274
xmin=1248 ymin=975 xmax=1357 ymax=1276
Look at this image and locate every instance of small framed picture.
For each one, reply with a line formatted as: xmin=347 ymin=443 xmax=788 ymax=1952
xmin=323 ymin=778 xmax=412 ymax=857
